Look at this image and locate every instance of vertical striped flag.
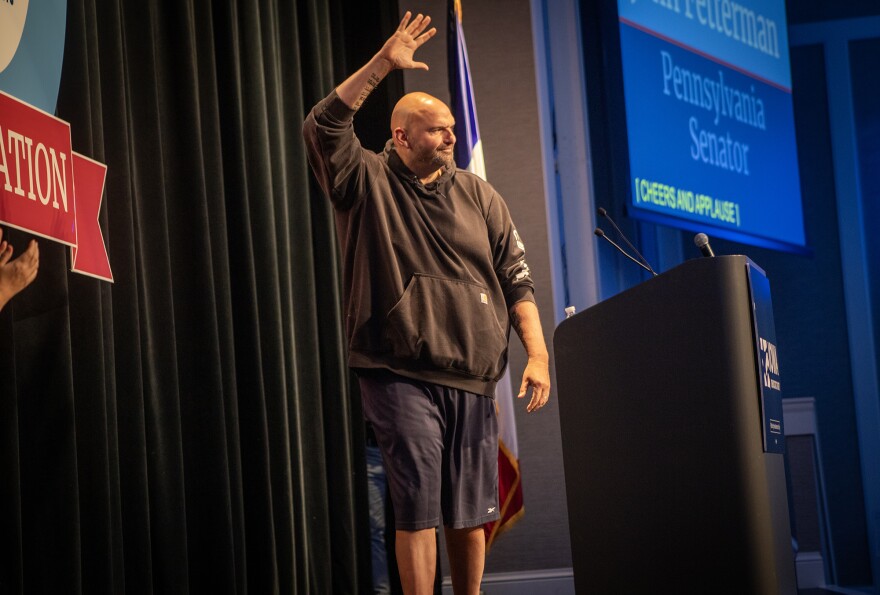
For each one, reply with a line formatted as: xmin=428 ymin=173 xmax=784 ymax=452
xmin=448 ymin=0 xmax=524 ymax=551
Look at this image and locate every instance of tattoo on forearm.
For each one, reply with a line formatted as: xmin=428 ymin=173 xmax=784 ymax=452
xmin=354 ymin=73 xmax=382 ymax=110
xmin=510 ymin=309 xmax=524 ymax=339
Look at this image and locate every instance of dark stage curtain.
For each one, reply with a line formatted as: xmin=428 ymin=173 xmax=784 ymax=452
xmin=0 ymin=0 xmax=374 ymax=592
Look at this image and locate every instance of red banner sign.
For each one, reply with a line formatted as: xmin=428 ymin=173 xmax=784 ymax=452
xmin=0 ymin=90 xmax=112 ymax=282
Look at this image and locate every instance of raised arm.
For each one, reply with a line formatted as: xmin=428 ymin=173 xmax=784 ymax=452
xmin=510 ymin=299 xmax=551 ymax=413
xmin=336 ymin=11 xmax=437 ymax=110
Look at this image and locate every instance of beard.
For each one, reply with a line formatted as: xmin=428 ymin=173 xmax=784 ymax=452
xmin=414 ymin=145 xmax=455 ymax=171
xmin=432 ymin=149 xmax=455 ymax=169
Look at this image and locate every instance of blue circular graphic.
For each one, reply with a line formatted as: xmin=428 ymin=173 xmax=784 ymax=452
xmin=0 ymin=0 xmax=67 ymax=114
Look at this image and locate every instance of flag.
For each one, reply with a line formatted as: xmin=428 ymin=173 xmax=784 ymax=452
xmin=448 ymin=0 xmax=524 ymax=551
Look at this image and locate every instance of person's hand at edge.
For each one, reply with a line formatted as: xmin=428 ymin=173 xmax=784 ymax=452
xmin=0 ymin=228 xmax=40 ymax=312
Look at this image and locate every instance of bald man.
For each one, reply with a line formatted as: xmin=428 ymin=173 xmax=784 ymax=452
xmin=303 ymin=12 xmax=550 ymax=595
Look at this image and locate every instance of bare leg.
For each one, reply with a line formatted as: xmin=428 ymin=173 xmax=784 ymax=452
xmin=396 ymin=528 xmax=437 ymax=595
xmin=444 ymin=526 xmax=485 ymax=595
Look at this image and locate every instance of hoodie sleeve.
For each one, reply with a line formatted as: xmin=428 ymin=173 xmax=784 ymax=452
xmin=485 ymin=190 xmax=536 ymax=310
xmin=302 ymin=90 xmax=379 ymax=211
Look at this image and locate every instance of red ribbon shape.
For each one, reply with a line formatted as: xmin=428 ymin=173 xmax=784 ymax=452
xmin=0 ymin=90 xmax=112 ymax=282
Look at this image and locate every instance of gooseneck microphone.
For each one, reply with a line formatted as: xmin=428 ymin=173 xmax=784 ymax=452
xmin=594 ymin=228 xmax=656 ymax=276
xmin=595 ymin=207 xmax=658 ymax=276
xmin=694 ymin=233 xmax=715 ymax=257
xmin=597 ymin=207 xmax=657 ymax=276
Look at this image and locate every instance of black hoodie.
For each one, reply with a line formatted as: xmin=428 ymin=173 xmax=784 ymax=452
xmin=303 ymin=91 xmax=535 ymax=397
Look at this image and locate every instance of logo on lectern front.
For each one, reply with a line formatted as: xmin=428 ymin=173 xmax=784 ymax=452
xmin=759 ymin=337 xmax=780 ymax=391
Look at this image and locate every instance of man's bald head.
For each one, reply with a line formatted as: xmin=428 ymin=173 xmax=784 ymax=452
xmin=391 ymin=92 xmax=452 ymax=132
xmin=389 ymin=92 xmax=457 ymax=181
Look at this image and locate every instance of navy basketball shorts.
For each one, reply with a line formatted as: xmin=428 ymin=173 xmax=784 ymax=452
xmin=358 ymin=368 xmax=500 ymax=531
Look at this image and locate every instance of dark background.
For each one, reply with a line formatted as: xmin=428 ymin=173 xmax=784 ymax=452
xmin=1 ymin=0 xmax=878 ymax=592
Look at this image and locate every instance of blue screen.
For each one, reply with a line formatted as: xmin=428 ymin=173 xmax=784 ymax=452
xmin=617 ymin=0 xmax=806 ymax=251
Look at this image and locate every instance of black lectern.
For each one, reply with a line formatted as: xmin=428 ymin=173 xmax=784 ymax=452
xmin=554 ymin=256 xmax=796 ymax=594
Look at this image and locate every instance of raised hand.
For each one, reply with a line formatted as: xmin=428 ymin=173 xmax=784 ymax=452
xmin=335 ymin=10 xmax=438 ymax=110
xmin=377 ymin=11 xmax=437 ymax=71
xmin=0 ymin=228 xmax=39 ymax=312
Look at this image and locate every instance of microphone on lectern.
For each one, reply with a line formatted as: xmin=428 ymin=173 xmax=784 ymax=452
xmin=596 ymin=207 xmax=658 ymax=276
xmin=694 ymin=233 xmax=715 ymax=257
xmin=594 ymin=228 xmax=656 ymax=276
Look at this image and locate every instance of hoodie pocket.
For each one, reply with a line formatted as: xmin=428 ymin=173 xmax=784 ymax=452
xmin=385 ymin=274 xmax=508 ymax=380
